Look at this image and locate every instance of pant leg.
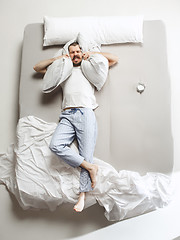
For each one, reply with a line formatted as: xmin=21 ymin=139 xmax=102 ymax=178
xmin=50 ymin=108 xmax=97 ymax=192
xmin=49 ymin=113 xmax=84 ymax=168
xmin=75 ymin=108 xmax=98 ymax=192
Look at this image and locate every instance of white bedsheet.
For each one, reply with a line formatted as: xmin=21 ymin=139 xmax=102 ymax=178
xmin=0 ymin=116 xmax=171 ymax=221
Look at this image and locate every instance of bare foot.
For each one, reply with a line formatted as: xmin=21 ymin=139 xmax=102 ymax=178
xmin=89 ymin=164 xmax=98 ymax=189
xmin=74 ymin=192 xmax=85 ymax=212
xmin=80 ymin=161 xmax=99 ymax=189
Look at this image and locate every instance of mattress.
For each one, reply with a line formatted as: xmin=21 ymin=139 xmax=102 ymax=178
xmin=0 ymin=20 xmax=173 ymax=222
xmin=19 ymin=20 xmax=173 ymax=175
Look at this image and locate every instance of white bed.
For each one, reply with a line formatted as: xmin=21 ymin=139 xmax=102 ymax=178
xmin=0 ymin=18 xmax=173 ymax=222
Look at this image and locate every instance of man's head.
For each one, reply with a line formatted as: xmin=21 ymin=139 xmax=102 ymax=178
xmin=68 ymin=42 xmax=83 ymax=66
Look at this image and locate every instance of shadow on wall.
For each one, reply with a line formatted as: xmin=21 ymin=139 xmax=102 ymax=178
xmin=9 ymin=192 xmax=116 ymax=239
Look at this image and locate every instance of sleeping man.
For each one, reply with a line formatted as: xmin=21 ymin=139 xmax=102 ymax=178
xmin=33 ymin=42 xmax=118 ymax=212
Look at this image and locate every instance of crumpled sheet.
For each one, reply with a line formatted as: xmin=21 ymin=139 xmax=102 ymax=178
xmin=0 ymin=116 xmax=172 ymax=221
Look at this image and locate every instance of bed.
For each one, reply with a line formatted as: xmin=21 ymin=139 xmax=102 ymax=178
xmin=0 ymin=18 xmax=173 ymax=221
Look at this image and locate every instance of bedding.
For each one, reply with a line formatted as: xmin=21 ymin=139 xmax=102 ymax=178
xmin=61 ymin=32 xmax=101 ymax=54
xmin=0 ymin=116 xmax=171 ymax=221
xmin=0 ymin=19 xmax=173 ymax=222
xmin=43 ymin=15 xmax=144 ymax=46
xmin=42 ymin=57 xmax=73 ymax=93
xmin=43 ymin=33 xmax=109 ymax=93
xmin=81 ymin=53 xmax=109 ymax=91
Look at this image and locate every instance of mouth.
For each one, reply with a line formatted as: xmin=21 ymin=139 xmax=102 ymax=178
xmin=73 ymin=56 xmax=80 ymax=61
xmin=72 ymin=55 xmax=82 ymax=66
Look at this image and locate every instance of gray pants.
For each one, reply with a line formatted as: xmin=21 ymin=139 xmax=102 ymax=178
xmin=49 ymin=108 xmax=97 ymax=192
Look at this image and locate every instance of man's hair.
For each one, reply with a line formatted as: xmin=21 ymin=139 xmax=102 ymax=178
xmin=68 ymin=41 xmax=81 ymax=51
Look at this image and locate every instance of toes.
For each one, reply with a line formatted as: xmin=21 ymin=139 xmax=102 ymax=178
xmin=74 ymin=206 xmax=82 ymax=212
xmin=91 ymin=182 xmax=95 ymax=189
xmin=73 ymin=205 xmax=78 ymax=212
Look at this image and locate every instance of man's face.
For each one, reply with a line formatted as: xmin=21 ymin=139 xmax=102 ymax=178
xmin=69 ymin=45 xmax=83 ymax=66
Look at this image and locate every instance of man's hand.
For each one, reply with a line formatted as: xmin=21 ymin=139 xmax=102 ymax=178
xmin=82 ymin=52 xmax=92 ymax=60
xmin=82 ymin=51 xmax=118 ymax=67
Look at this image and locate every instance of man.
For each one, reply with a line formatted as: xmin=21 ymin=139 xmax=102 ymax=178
xmin=33 ymin=42 xmax=118 ymax=212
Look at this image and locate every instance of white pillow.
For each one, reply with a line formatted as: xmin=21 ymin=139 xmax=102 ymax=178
xmin=61 ymin=33 xmax=108 ymax=91
xmin=42 ymin=57 xmax=73 ymax=93
xmin=43 ymin=15 xmax=143 ymax=46
xmin=61 ymin=32 xmax=101 ymax=55
xmin=42 ymin=32 xmax=108 ymax=93
xmin=76 ymin=31 xmax=101 ymax=53
xmin=81 ymin=54 xmax=109 ymax=91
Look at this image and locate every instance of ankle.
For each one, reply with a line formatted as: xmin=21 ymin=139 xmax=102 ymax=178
xmin=89 ymin=164 xmax=98 ymax=171
xmin=79 ymin=192 xmax=85 ymax=198
xmin=80 ymin=160 xmax=92 ymax=170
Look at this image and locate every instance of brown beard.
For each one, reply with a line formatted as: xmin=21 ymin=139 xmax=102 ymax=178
xmin=73 ymin=61 xmax=82 ymax=67
xmin=72 ymin=56 xmax=82 ymax=66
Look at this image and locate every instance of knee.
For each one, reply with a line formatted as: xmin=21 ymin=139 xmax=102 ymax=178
xmin=49 ymin=139 xmax=59 ymax=153
xmin=49 ymin=140 xmax=56 ymax=153
xmin=49 ymin=140 xmax=65 ymax=155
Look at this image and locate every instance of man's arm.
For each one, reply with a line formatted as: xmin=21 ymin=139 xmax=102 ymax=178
xmin=33 ymin=54 xmax=69 ymax=74
xmin=83 ymin=52 xmax=118 ymax=67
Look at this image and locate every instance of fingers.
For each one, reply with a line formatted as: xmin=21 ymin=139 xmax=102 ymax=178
xmin=83 ymin=52 xmax=90 ymax=60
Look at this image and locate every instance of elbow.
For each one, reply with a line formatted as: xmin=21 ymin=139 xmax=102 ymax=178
xmin=33 ymin=65 xmax=38 ymax=72
xmin=109 ymin=57 xmax=119 ymax=67
xmin=33 ymin=65 xmax=46 ymax=74
xmin=114 ymin=56 xmax=119 ymax=65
